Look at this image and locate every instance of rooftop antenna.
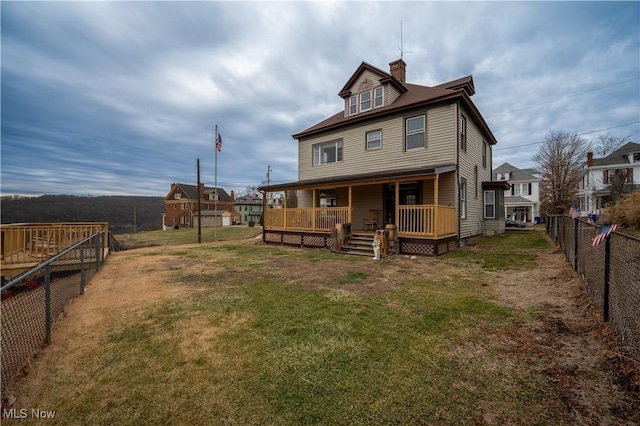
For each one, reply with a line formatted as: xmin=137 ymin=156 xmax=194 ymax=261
xmin=398 ymin=21 xmax=413 ymax=60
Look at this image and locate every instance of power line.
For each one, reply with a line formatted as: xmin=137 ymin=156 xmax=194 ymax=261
xmin=493 ymin=120 xmax=640 ymax=151
xmin=487 ymin=76 xmax=640 ymax=118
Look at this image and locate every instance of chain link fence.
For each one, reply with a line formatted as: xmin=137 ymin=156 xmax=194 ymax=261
xmin=1 ymin=231 xmax=106 ymax=394
xmin=546 ymin=215 xmax=640 ymax=363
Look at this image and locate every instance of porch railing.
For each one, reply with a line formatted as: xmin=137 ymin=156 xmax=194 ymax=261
xmin=264 ymin=205 xmax=457 ymax=238
xmin=264 ymin=207 xmax=349 ymax=231
xmin=398 ymin=205 xmax=457 ymax=237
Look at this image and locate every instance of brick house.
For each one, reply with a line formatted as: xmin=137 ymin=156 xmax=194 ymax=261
xmin=164 ymin=183 xmax=232 ymax=228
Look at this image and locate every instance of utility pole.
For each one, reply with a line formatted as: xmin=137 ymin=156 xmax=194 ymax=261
xmin=266 ymin=165 xmax=273 ymax=186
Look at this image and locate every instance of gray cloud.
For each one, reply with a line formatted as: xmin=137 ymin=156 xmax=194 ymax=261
xmin=2 ymin=1 xmax=638 ymax=196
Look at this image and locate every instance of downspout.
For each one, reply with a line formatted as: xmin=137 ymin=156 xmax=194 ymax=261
xmin=456 ymin=100 xmax=461 ymax=247
xmin=260 ymin=189 xmax=266 ymax=242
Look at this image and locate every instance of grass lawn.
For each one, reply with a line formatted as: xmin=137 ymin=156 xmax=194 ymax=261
xmin=116 ymin=225 xmax=263 ymax=248
xmin=6 ymin=230 xmax=637 ymax=425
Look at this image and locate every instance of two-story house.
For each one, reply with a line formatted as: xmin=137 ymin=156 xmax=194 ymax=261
xmin=577 ymin=142 xmax=640 ymax=216
xmin=234 ymin=195 xmax=263 ymax=224
xmin=259 ymin=59 xmax=508 ymax=255
xmin=493 ymin=163 xmax=541 ymax=224
xmin=164 ymin=183 xmax=233 ymax=228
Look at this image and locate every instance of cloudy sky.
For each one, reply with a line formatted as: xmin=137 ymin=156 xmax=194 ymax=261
xmin=2 ymin=1 xmax=639 ymax=197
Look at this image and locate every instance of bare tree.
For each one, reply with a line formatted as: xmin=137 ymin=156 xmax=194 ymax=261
xmin=594 ymin=133 xmax=630 ymax=158
xmin=534 ymin=130 xmax=591 ymax=214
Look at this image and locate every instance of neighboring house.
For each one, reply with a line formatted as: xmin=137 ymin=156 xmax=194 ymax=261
xmin=234 ymin=195 xmax=263 ymax=224
xmin=577 ymin=142 xmax=640 ymax=216
xmin=259 ymin=59 xmax=509 ymax=255
xmin=164 ymin=183 xmax=232 ymax=228
xmin=493 ymin=163 xmax=541 ymax=223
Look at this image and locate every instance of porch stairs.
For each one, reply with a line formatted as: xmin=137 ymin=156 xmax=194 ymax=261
xmin=336 ymin=232 xmax=375 ymax=257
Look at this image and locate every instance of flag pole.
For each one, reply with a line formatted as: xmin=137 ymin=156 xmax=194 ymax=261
xmin=214 ymin=124 xmax=218 ymax=241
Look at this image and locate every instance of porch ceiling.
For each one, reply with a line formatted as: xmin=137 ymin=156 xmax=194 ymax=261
xmin=259 ymin=163 xmax=457 ymax=192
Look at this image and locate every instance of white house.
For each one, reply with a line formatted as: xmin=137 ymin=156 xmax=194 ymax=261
xmin=493 ymin=163 xmax=541 ymax=223
xmin=577 ymin=142 xmax=640 ymax=216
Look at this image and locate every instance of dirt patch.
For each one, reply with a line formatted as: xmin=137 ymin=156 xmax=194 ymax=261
xmin=490 ymin=245 xmax=640 ymax=424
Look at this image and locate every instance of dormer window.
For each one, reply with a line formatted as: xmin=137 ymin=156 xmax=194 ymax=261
xmin=349 ymin=96 xmax=357 ymax=115
xmin=634 ymin=152 xmax=640 ymax=163
xmin=346 ymin=85 xmax=385 ymax=116
xmin=374 ymin=87 xmax=384 ymax=107
xmin=360 ymin=91 xmax=372 ymax=112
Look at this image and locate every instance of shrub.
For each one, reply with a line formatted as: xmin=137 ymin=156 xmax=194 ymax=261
xmin=602 ymin=192 xmax=640 ymax=229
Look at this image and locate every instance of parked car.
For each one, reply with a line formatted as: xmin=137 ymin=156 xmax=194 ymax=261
xmin=506 ymin=218 xmax=525 ymax=228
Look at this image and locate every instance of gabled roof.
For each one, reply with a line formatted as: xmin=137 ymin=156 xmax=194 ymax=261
xmin=435 ymin=75 xmax=475 ymax=96
xmin=293 ymin=84 xmax=495 ymax=145
xmin=492 ymin=163 xmax=540 ymax=181
xmin=591 ymin=142 xmax=640 ymax=167
xmin=338 ymin=61 xmax=406 ymax=98
xmin=167 ymin=183 xmax=231 ymax=202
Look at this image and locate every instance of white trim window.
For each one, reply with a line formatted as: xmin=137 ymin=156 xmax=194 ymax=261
xmin=484 ymin=190 xmax=495 ymax=218
xmin=174 ymin=193 xmax=181 ymax=199
xmin=460 ymin=115 xmax=467 ymax=151
xmin=349 ymin=95 xmax=357 ymax=116
xmin=366 ymin=130 xmax=382 ymax=150
xmin=405 ymin=115 xmax=425 ymax=150
xmin=482 ymin=141 xmax=487 ymax=168
xmin=460 ymin=180 xmax=467 ymax=219
xmin=313 ymin=140 xmax=343 ymax=166
xmin=360 ymin=91 xmax=372 ymax=112
xmin=374 ymin=86 xmax=384 ymax=108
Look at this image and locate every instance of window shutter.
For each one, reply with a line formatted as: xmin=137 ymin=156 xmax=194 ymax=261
xmin=603 ymin=170 xmax=608 ymax=184
xmin=528 ymin=182 xmax=532 ymax=195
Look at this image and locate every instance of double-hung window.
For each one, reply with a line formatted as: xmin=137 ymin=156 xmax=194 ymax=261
xmin=482 ymin=141 xmax=487 ymax=168
xmin=313 ymin=140 xmax=343 ymax=166
xmin=360 ymin=91 xmax=372 ymax=112
xmin=405 ymin=115 xmax=425 ymax=150
xmin=460 ymin=180 xmax=467 ymax=219
xmin=349 ymin=96 xmax=357 ymax=115
xmin=366 ymin=130 xmax=382 ymax=150
xmin=460 ymin=115 xmax=467 ymax=151
xmin=484 ymin=190 xmax=495 ymax=218
xmin=374 ymin=87 xmax=384 ymax=108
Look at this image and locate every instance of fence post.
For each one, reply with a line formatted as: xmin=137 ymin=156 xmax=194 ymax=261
xmin=44 ymin=263 xmax=51 ymax=344
xmin=80 ymin=242 xmax=86 ymax=295
xmin=573 ymin=218 xmax=579 ymax=271
xmin=603 ymin=235 xmax=611 ymax=322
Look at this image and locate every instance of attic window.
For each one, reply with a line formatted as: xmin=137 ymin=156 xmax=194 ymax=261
xmin=634 ymin=152 xmax=640 ymax=163
xmin=349 ymin=96 xmax=357 ymax=115
xmin=174 ymin=193 xmax=181 ymax=199
xmin=360 ymin=91 xmax=372 ymax=112
xmin=374 ymin=87 xmax=384 ymax=107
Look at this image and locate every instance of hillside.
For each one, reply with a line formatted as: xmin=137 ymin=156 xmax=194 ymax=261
xmin=1 ymin=195 xmax=165 ymax=233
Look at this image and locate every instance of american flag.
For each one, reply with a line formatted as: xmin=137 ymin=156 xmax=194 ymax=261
xmin=216 ymin=133 xmax=222 ymax=152
xmin=587 ymin=215 xmax=595 ymax=224
xmin=591 ymin=224 xmax=618 ymax=246
xmin=569 ymin=205 xmax=581 ymax=219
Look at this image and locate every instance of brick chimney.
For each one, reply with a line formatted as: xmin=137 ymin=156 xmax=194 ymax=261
xmin=389 ymin=59 xmax=407 ymax=83
xmin=587 ymin=152 xmax=593 ymax=167
xmin=230 ymin=190 xmax=235 ymax=202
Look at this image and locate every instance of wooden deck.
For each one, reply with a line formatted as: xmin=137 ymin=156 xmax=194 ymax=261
xmin=1 ymin=223 xmax=109 ymax=280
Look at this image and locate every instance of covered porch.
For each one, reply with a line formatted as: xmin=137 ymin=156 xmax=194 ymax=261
xmin=259 ymin=165 xmax=459 ymax=255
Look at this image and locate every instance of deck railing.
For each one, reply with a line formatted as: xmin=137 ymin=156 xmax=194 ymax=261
xmin=1 ymin=223 xmax=109 ymax=265
xmin=264 ymin=207 xmax=349 ymax=231
xmin=397 ymin=205 xmax=457 ymax=237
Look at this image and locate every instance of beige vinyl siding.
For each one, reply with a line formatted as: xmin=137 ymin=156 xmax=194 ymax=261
xmin=352 ymin=184 xmax=383 ymax=228
xmin=387 ymin=85 xmax=401 ymax=104
xmin=458 ymin=105 xmax=493 ymax=239
xmin=347 ymin=70 xmax=383 ymax=93
xmin=438 ymin=171 xmax=456 ymax=206
xmin=299 ymin=103 xmax=457 ymax=181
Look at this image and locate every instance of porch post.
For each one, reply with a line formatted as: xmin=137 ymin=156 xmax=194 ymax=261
xmin=348 ymin=185 xmax=352 ymax=223
xmin=434 ymin=174 xmax=440 ymax=237
xmin=395 ymin=181 xmax=400 ymax=232
xmin=312 ymin=189 xmax=317 ymax=232
xmin=284 ymin=191 xmax=288 ymax=230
